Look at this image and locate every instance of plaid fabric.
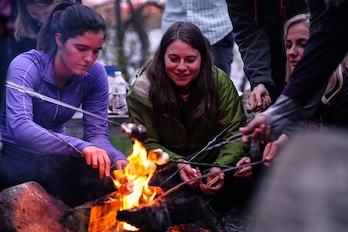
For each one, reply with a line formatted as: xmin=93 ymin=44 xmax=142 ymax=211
xmin=161 ymin=0 xmax=233 ymax=45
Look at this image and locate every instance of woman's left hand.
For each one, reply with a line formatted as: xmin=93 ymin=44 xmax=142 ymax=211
xmin=234 ymin=157 xmax=253 ymax=178
xmin=116 ymin=159 xmax=129 ymax=170
xmin=199 ymin=167 xmax=224 ymax=196
xmin=177 ymin=160 xmax=202 ymax=187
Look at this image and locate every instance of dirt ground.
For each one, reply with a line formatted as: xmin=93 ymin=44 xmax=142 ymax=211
xmin=170 ymin=206 xmax=253 ymax=232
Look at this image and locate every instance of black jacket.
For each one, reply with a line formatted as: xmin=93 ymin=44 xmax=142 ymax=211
xmin=226 ymin=0 xmax=307 ymax=100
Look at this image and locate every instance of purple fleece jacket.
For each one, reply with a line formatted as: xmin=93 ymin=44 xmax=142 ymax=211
xmin=0 ymin=50 xmax=126 ymax=162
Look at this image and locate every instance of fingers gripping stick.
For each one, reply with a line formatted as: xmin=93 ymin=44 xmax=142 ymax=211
xmin=246 ymin=103 xmax=258 ymax=113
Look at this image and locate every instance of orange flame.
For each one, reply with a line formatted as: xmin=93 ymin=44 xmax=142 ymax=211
xmin=112 ymin=140 xmax=162 ymax=231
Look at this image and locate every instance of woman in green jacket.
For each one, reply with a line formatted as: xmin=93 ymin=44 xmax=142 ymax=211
xmin=123 ymin=22 xmax=256 ymax=230
xmin=127 ymin=22 xmax=254 ymax=227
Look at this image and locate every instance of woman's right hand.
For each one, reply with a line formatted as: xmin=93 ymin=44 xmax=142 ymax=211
xmin=177 ymin=160 xmax=202 ymax=187
xmin=82 ymin=146 xmax=111 ymax=179
xmin=239 ymin=114 xmax=270 ymax=143
xmin=262 ymin=134 xmax=288 ymax=167
xmin=249 ymin=83 xmax=272 ymax=112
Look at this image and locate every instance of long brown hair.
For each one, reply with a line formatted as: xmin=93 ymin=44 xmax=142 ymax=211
xmin=145 ymin=21 xmax=216 ymax=123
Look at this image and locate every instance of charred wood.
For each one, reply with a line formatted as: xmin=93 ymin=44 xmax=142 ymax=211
xmin=60 ymin=192 xmax=120 ymax=232
xmin=116 ymin=196 xmax=205 ymax=232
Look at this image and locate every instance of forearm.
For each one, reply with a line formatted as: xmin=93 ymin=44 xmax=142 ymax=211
xmin=260 ymin=94 xmax=301 ymax=141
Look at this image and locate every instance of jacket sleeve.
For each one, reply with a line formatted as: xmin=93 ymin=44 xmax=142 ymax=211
xmin=213 ymin=69 xmax=250 ymax=166
xmin=4 ymin=54 xmax=95 ymax=156
xmin=81 ymin=63 xmax=127 ymax=162
xmin=226 ymin=0 xmax=275 ymax=90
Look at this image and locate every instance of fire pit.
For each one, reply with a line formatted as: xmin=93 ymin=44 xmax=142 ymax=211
xmin=59 ymin=123 xmax=253 ymax=231
xmin=61 ymin=123 xmax=170 ymax=231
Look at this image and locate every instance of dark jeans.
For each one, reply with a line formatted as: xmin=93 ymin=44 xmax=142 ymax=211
xmin=211 ymin=31 xmax=234 ymax=76
xmin=0 ymin=142 xmax=116 ymax=207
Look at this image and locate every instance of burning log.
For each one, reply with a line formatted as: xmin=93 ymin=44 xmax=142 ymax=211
xmin=60 ymin=192 xmax=121 ymax=232
xmin=61 ymin=136 xmax=167 ymax=232
xmin=116 ymin=196 xmax=205 ymax=231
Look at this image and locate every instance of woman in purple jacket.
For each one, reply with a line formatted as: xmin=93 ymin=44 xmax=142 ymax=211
xmin=0 ymin=2 xmax=128 ymax=207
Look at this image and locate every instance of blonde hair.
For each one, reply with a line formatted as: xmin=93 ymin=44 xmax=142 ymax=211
xmin=322 ymin=63 xmax=346 ymax=106
xmin=283 ymin=13 xmax=345 ymax=106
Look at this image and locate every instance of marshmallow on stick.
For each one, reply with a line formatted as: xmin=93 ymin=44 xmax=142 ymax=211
xmin=147 ymin=148 xmax=169 ymax=165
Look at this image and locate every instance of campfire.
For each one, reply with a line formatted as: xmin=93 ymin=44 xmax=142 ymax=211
xmin=61 ymin=123 xmax=244 ymax=231
xmin=59 ymin=123 xmax=172 ymax=232
xmin=111 ymin=139 xmax=164 ymax=231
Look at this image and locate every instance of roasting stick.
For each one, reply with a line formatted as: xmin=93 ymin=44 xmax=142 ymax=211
xmin=48 ymin=130 xmax=84 ymax=156
xmin=6 ymin=81 xmax=122 ymax=127
xmin=206 ymin=175 xmax=220 ymax=187
xmin=159 ymin=103 xmax=258 ymax=188
xmin=168 ymin=160 xmax=231 ymax=169
xmin=158 ymin=159 xmax=265 ymax=199
xmin=48 ymin=130 xmax=118 ymax=171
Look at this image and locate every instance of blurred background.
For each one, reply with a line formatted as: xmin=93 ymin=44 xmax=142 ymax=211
xmin=81 ymin=0 xmax=166 ymax=85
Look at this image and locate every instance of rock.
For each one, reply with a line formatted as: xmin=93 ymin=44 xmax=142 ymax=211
xmin=0 ymin=181 xmax=71 ymax=232
xmin=249 ymin=130 xmax=348 ymax=232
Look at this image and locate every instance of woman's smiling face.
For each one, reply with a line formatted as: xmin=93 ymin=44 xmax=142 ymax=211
xmin=164 ymin=39 xmax=201 ymax=92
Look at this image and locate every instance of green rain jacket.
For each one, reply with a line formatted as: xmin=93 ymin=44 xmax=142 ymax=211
xmin=127 ymin=67 xmax=250 ymax=166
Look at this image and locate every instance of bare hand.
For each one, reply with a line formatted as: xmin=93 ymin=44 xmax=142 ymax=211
xmin=249 ymin=84 xmax=272 ymax=112
xmin=177 ymin=161 xmax=202 ymax=187
xmin=116 ymin=159 xmax=129 ymax=170
xmin=82 ymin=146 xmax=111 ymax=178
xmin=239 ymin=114 xmax=270 ymax=143
xmin=234 ymin=157 xmax=253 ymax=178
xmin=199 ymin=167 xmax=224 ymax=196
xmin=262 ymin=134 xmax=288 ymax=167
